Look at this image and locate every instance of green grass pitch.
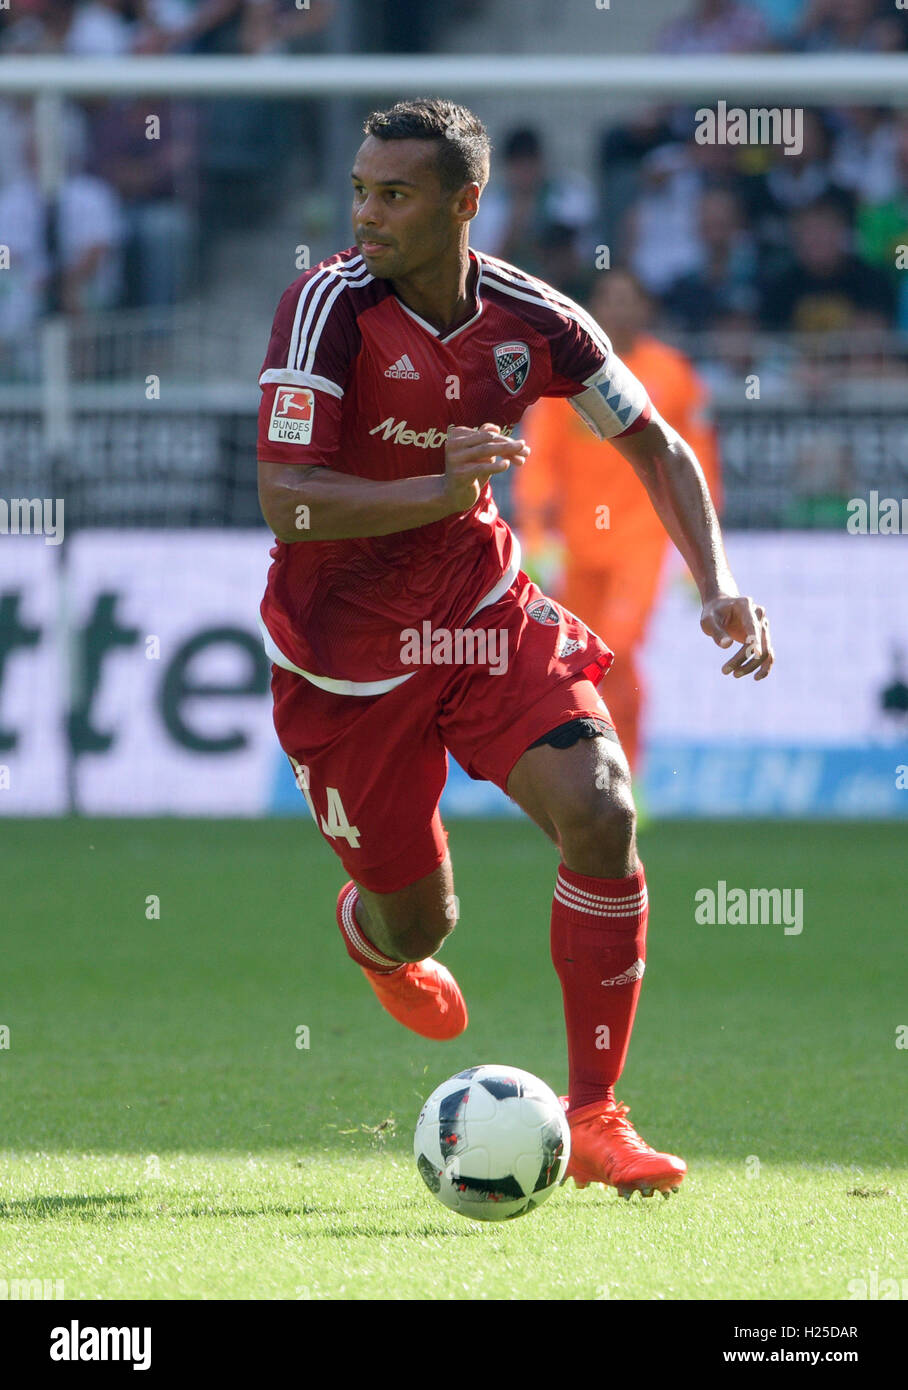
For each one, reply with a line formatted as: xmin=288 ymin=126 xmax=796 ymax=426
xmin=1 ymin=816 xmax=905 ymax=1301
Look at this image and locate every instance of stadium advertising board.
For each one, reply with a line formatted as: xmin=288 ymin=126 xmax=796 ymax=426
xmin=0 ymin=531 xmax=904 ymax=817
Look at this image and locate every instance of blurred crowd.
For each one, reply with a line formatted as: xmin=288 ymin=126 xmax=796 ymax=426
xmin=0 ymin=0 xmax=337 ymax=58
xmin=0 ymin=0 xmax=337 ymax=347
xmin=658 ymin=0 xmax=905 ymax=53
xmin=0 ymin=0 xmax=906 ymax=349
xmin=474 ymin=104 xmax=908 ymax=340
xmin=473 ymin=0 xmax=908 ymax=337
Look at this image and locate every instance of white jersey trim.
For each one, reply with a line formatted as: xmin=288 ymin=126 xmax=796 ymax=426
xmin=259 ymin=367 xmax=344 ymax=399
xmin=477 ymin=252 xmax=612 ymax=362
xmin=479 ymin=255 xmax=651 ymax=438
xmin=259 ymin=535 xmax=522 ymax=697
xmin=285 ymin=256 xmax=371 ymax=383
xmin=258 ymin=614 xmax=417 ymax=696
xmin=392 ymin=250 xmax=485 ymax=344
xmin=467 ymin=532 xmax=521 ymax=619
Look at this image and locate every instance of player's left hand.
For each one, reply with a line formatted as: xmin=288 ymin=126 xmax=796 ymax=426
xmin=700 ymin=594 xmax=774 ymax=681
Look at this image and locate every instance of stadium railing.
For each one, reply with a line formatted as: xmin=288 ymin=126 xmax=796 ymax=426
xmin=2 ymin=313 xmax=905 ymax=530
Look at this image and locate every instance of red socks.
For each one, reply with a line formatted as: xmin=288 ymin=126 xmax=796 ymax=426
xmin=337 ymin=864 xmax=649 ymax=1111
xmin=335 ymin=881 xmax=403 ymax=974
xmin=551 ymin=862 xmax=649 ymax=1112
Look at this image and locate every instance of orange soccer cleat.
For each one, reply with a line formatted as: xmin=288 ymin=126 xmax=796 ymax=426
xmin=362 ymin=958 xmax=468 ymax=1041
xmin=562 ymin=1098 xmax=687 ymax=1200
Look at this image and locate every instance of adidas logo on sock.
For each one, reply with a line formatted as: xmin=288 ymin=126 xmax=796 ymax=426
xmin=601 ymin=958 xmax=646 ymax=987
xmin=384 ymin=353 xmax=420 ymax=380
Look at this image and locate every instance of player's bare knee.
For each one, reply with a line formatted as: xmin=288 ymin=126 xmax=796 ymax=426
xmin=557 ymin=783 xmax=637 ymax=875
xmin=598 ymin=791 xmax=637 ymax=858
xmin=385 ymin=913 xmax=453 ymax=963
xmin=355 ymin=864 xmax=456 ymax=963
xmin=366 ymin=896 xmax=454 ymax=963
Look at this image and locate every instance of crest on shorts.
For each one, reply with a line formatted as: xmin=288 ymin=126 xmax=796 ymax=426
xmin=527 ymin=597 xmax=560 ymax=626
xmin=493 ymin=341 xmax=530 ymax=394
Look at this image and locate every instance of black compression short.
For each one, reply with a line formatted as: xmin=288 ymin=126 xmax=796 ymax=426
xmin=527 ymin=717 xmax=618 ymax=751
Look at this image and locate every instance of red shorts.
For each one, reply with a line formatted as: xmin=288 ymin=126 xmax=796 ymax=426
xmin=270 ymin=571 xmax=615 ymax=893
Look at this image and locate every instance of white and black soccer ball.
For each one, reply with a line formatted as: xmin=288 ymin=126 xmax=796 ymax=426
xmin=414 ymin=1064 xmax=571 ymax=1221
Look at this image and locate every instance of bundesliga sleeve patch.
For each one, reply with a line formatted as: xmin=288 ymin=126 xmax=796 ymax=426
xmin=569 ymin=356 xmax=651 ymax=440
xmin=268 ymin=387 xmax=314 ymax=445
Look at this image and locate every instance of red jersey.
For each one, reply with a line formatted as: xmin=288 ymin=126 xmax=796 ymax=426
xmin=257 ymin=245 xmax=651 ymax=694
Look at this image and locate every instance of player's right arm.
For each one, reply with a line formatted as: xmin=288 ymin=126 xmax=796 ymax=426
xmin=259 ymin=425 xmax=527 ymax=543
xmin=257 ymin=270 xmax=526 ymax=541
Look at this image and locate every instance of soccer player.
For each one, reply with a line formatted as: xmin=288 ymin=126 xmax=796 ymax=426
xmin=256 ymin=98 xmax=774 ymax=1200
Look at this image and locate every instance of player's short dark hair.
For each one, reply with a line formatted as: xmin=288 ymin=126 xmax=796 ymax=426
xmin=363 ymin=98 xmax=491 ymax=195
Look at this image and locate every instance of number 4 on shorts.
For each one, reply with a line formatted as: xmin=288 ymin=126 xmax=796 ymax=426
xmin=289 ymin=757 xmax=361 ymax=848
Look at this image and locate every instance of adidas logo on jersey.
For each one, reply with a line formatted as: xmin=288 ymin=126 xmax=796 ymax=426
xmin=384 ymin=353 xmax=420 ymax=380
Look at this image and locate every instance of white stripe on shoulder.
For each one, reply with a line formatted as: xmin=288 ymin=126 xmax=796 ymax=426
xmin=481 ymin=267 xmax=612 ymax=363
xmin=478 ymin=251 xmax=592 ymax=320
xmin=285 ymin=257 xmax=371 ymax=373
xmin=478 ymin=254 xmax=612 ymax=362
xmin=301 ymin=278 xmax=349 ymax=375
xmin=259 ymin=367 xmax=343 ymax=399
xmin=293 ymin=262 xmax=371 ymax=373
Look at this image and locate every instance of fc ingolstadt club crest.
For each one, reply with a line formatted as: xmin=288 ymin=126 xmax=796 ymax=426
xmin=494 ymin=341 xmax=531 ymax=394
xmin=527 ymin=598 xmax=560 ymax=626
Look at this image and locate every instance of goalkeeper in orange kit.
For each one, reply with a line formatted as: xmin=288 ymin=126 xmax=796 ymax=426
xmin=516 ymin=268 xmax=722 ymax=775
